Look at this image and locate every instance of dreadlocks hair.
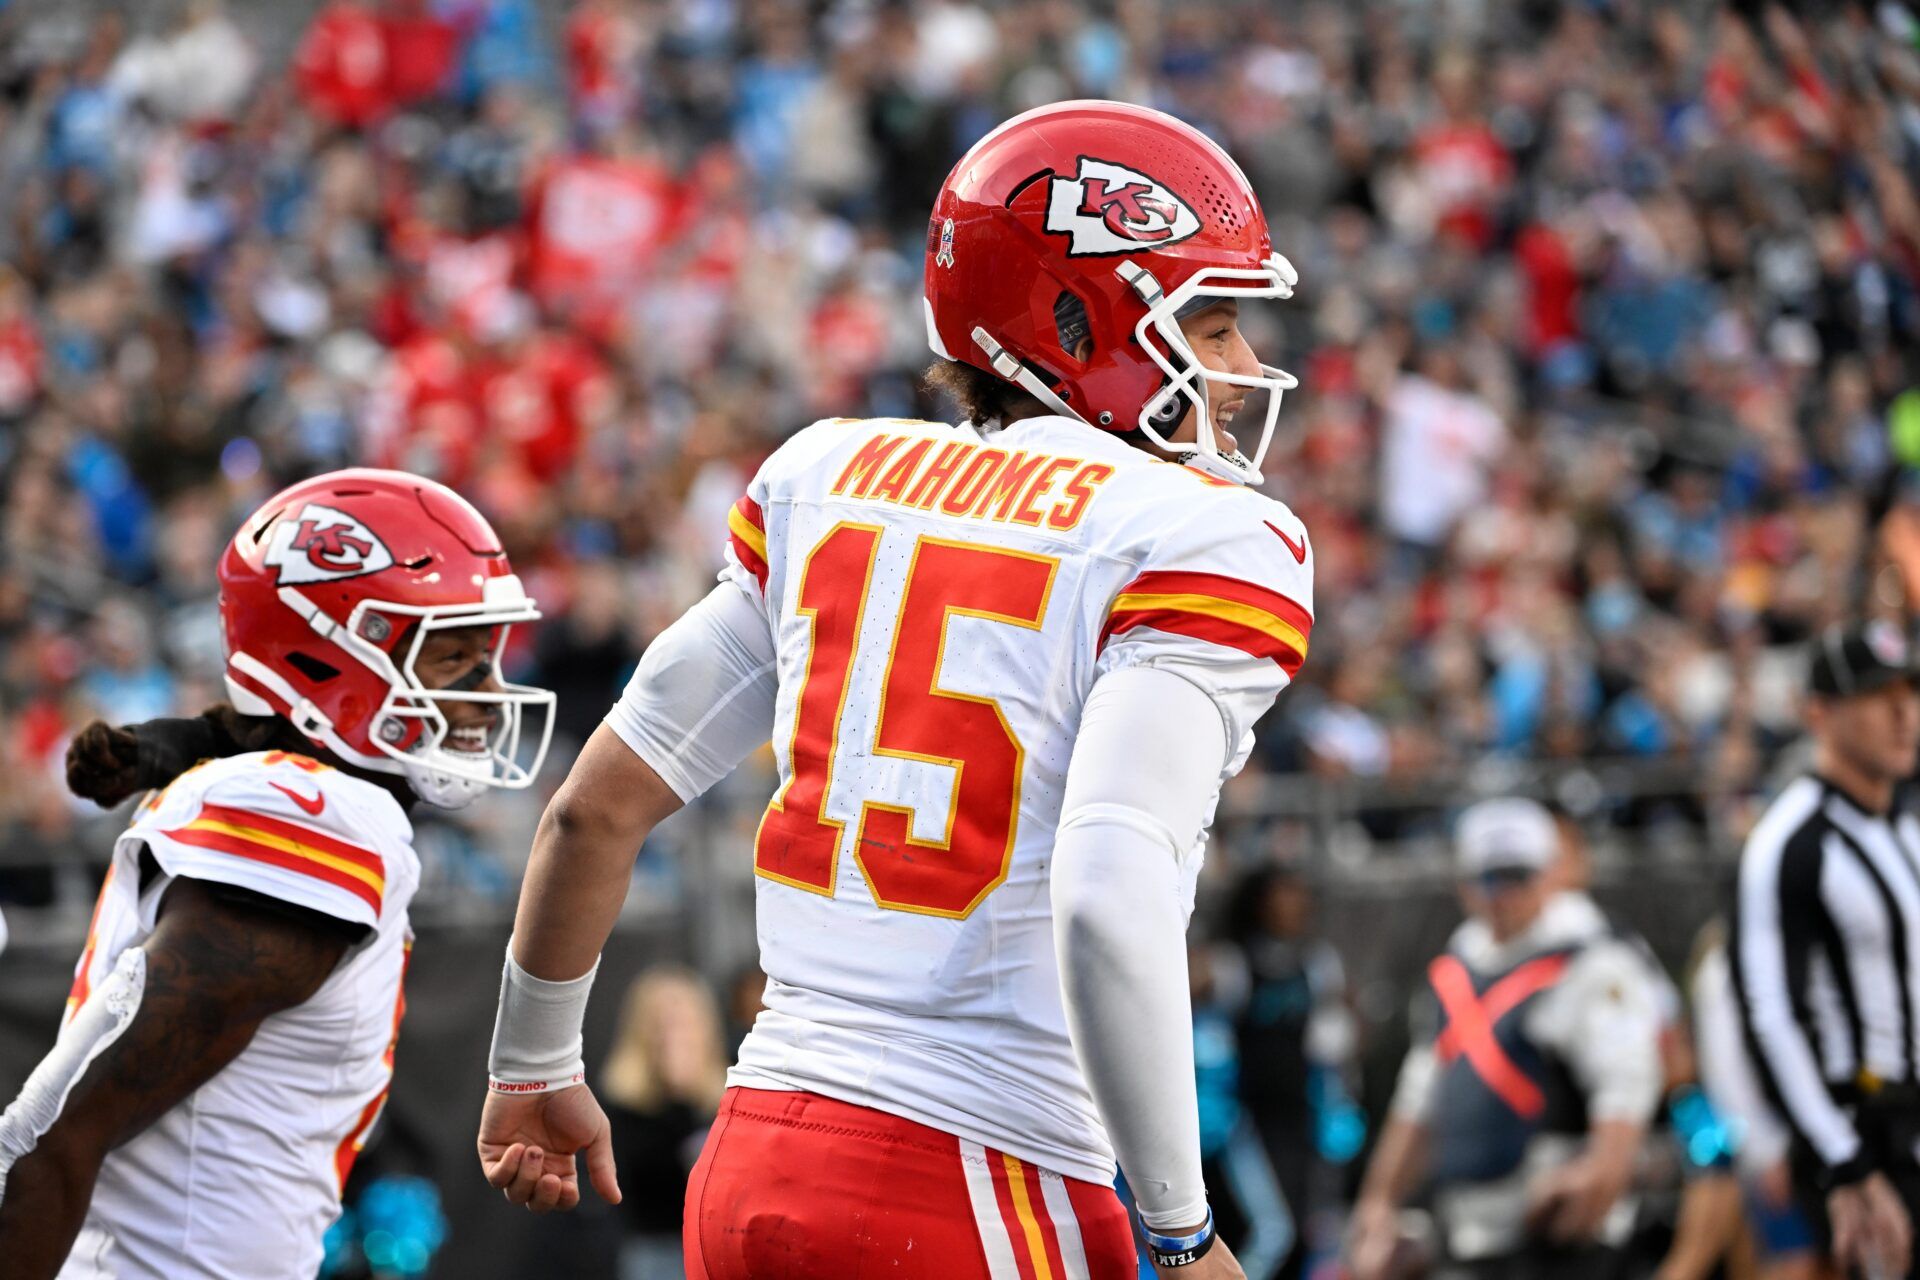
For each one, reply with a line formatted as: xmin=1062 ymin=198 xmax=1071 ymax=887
xmin=66 ymin=703 xmax=314 ymax=809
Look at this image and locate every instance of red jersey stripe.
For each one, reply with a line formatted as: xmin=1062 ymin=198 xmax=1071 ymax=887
xmin=164 ymin=825 xmax=383 ymax=914
xmin=1103 ymin=606 xmax=1307 ymax=676
xmin=728 ymin=495 xmax=770 ymax=591
xmin=193 ymin=802 xmax=384 ymax=875
xmin=730 ymin=530 xmax=770 ymax=592
xmin=1115 ymin=569 xmax=1313 ymax=635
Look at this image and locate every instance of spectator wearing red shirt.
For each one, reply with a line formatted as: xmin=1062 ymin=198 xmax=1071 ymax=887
xmin=364 ymin=324 xmax=485 ymax=485
xmin=0 ymin=269 xmax=42 ymax=423
xmin=803 ymin=272 xmax=890 ymax=416
xmin=294 ymin=0 xmax=395 ymax=130
xmin=525 ymin=139 xmax=681 ymax=336
xmin=565 ymin=0 xmax=645 ymax=134
xmin=1514 ymin=217 xmax=1582 ymax=357
xmin=1411 ymin=52 xmax=1514 ymax=252
xmin=294 ymin=0 xmax=458 ymax=131
xmin=382 ymin=0 xmax=460 ymax=106
xmin=473 ymin=310 xmax=612 ymax=483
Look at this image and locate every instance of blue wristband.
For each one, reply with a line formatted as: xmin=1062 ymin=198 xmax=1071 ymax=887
xmin=1142 ymin=1208 xmax=1215 ymax=1268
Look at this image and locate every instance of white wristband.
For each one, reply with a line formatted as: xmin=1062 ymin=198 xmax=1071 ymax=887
xmin=487 ymin=938 xmax=598 ymax=1088
xmin=487 ymin=1071 xmax=586 ymax=1096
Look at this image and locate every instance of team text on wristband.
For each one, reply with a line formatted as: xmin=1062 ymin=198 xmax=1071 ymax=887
xmin=1142 ymin=1207 xmax=1216 ymax=1268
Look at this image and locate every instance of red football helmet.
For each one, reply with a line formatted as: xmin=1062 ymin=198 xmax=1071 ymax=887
xmin=924 ymin=99 xmax=1299 ymax=484
xmin=218 ymin=468 xmax=554 ymax=809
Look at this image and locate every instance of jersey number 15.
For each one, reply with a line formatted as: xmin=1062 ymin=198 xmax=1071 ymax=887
xmin=754 ymin=522 xmax=1057 ymax=919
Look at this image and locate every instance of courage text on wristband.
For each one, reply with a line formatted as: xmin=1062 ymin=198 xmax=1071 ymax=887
xmin=487 ymin=1071 xmax=586 ymax=1096
xmin=1142 ymin=1208 xmax=1216 ymax=1268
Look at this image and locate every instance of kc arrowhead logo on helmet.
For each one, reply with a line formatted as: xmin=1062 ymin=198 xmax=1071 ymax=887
xmin=1044 ymin=157 xmax=1202 ymax=256
xmin=263 ymin=502 xmax=396 ymax=584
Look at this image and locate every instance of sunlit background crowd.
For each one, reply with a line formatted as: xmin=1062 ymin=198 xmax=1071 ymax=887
xmin=1 ymin=0 xmax=1918 ymax=1275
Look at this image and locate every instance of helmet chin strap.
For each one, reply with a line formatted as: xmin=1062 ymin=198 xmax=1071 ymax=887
xmin=972 ymin=326 xmax=1086 ymax=425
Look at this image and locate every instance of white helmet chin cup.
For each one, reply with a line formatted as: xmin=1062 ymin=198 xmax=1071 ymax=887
xmin=401 ymin=758 xmax=490 ymax=809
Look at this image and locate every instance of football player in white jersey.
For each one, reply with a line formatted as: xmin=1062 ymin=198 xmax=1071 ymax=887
xmin=0 ymin=469 xmax=554 ymax=1280
xmin=479 ymin=100 xmax=1312 ymax=1279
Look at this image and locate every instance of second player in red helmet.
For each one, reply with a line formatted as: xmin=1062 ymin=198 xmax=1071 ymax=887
xmin=481 ymin=100 xmax=1312 ymax=1280
xmin=219 ymin=468 xmax=554 ymax=808
xmin=0 ymin=469 xmax=553 ymax=1279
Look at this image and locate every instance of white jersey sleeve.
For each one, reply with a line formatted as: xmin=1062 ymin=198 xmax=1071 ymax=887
xmin=1093 ymin=487 xmax=1314 ymax=764
xmin=125 ymin=752 xmax=412 ymax=931
xmin=603 ymin=582 xmax=779 ymax=802
xmin=607 ymin=421 xmax=868 ymax=799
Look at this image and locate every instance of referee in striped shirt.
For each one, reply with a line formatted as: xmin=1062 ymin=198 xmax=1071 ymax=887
xmin=1732 ymin=620 xmax=1920 ymax=1278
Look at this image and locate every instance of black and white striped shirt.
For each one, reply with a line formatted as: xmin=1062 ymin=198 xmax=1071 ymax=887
xmin=1730 ymin=775 xmax=1920 ymax=1182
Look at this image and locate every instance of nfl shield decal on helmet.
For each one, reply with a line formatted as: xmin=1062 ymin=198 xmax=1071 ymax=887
xmin=263 ymin=502 xmax=396 ymax=584
xmin=935 ymin=217 xmax=956 ymax=268
xmin=1045 ymin=156 xmax=1202 ymax=256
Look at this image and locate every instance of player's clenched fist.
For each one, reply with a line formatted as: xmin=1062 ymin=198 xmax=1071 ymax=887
xmin=477 ymin=1084 xmax=621 ymax=1213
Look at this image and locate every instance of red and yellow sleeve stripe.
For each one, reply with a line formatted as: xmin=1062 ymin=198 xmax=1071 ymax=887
xmin=1101 ymin=569 xmax=1311 ymax=676
xmin=163 ymin=802 xmax=384 ymax=915
xmin=728 ymin=495 xmax=769 ymax=592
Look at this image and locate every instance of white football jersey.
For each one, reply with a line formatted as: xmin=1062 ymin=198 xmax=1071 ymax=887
xmin=55 ymin=751 xmax=418 ymax=1280
xmin=720 ymin=414 xmax=1314 ymax=1184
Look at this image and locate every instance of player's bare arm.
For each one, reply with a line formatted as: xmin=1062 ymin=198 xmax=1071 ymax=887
xmin=0 ymin=872 xmax=357 ymax=1279
xmin=481 ymin=579 xmax=776 ymax=1213
xmin=512 ymin=725 xmax=685 ymax=981
xmin=477 ymin=724 xmax=684 ymax=1212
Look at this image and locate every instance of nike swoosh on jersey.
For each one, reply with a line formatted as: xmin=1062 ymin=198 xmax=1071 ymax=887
xmin=1264 ymin=520 xmax=1308 ymax=564
xmin=269 ymin=781 xmax=327 ymax=816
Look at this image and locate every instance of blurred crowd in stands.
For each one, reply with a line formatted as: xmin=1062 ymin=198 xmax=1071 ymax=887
xmin=1 ymin=0 xmax=1919 ymax=906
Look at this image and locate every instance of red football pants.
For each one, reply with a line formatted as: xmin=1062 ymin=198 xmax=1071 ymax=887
xmin=684 ymin=1087 xmax=1138 ymax=1279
